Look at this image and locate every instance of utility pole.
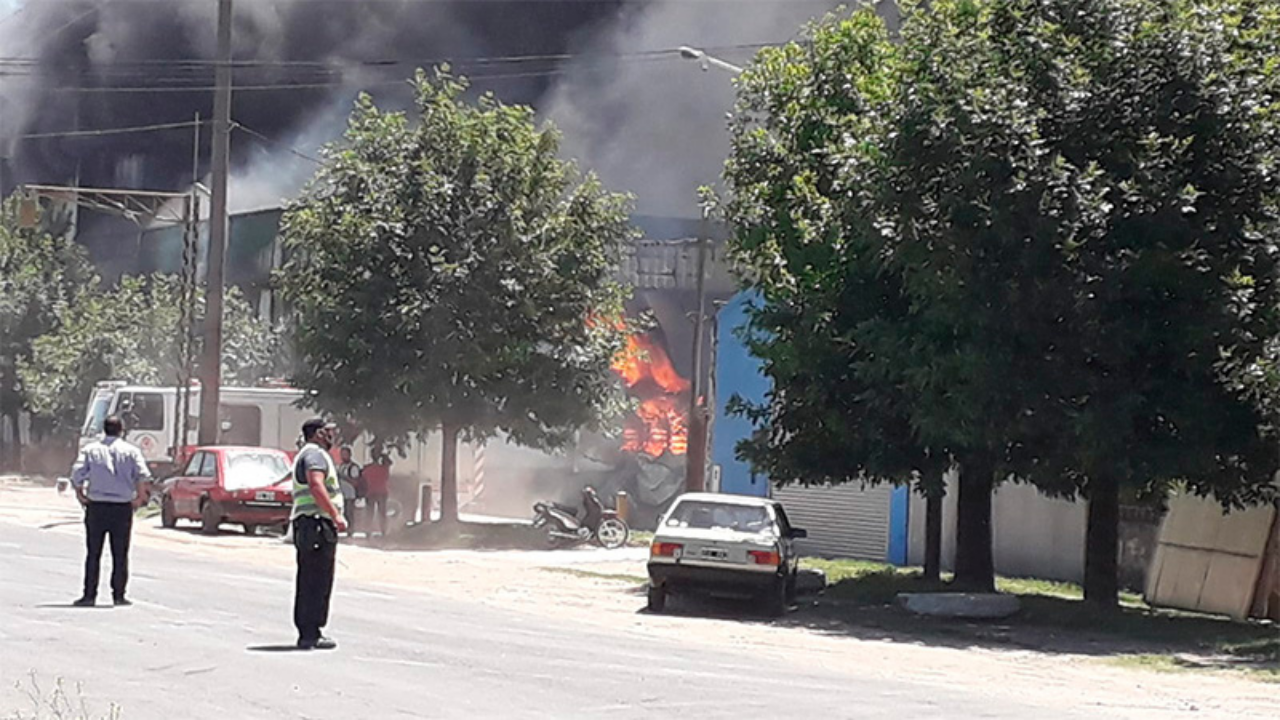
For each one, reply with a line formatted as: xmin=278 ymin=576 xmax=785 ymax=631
xmin=675 ymin=47 xmax=740 ymax=494
xmin=686 ymin=229 xmax=710 ymax=493
xmin=0 ymin=111 xmax=12 ymax=199
xmin=200 ymin=0 xmax=232 ymax=445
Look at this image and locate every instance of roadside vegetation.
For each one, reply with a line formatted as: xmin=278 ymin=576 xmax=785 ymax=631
xmin=802 ymin=558 xmax=1280 ymax=682
xmin=7 ymin=673 xmax=120 ymax=720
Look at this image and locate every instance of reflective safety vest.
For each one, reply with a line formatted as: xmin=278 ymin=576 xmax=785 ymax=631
xmin=292 ymin=444 xmax=344 ymax=520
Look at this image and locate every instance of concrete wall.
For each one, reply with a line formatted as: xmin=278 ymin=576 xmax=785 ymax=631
xmin=908 ymin=472 xmax=1088 ymax=582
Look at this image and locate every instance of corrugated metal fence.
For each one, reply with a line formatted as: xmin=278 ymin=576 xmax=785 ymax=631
xmin=773 ymin=483 xmax=893 ymax=561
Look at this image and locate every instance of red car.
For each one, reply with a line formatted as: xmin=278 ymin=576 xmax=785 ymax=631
xmin=159 ymin=446 xmax=294 ymax=535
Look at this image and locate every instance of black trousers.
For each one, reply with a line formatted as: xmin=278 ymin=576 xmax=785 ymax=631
xmin=83 ymin=501 xmax=134 ymax=601
xmin=293 ymin=515 xmax=338 ymax=642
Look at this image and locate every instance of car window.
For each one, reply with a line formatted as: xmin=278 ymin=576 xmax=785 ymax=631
xmin=183 ymin=452 xmax=204 ymax=476
xmin=198 ymin=453 xmax=218 ymax=477
xmin=223 ymin=451 xmax=291 ymax=491
xmin=774 ymin=506 xmax=794 ymax=536
xmin=118 ymin=391 xmax=165 ymax=432
xmin=666 ymin=501 xmax=772 ymax=533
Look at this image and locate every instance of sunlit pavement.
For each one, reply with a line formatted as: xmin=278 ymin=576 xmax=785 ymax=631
xmin=0 ymin=519 xmax=1079 ymax=720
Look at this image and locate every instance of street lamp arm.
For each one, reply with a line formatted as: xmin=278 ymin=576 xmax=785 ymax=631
xmin=677 ymin=46 xmax=744 ymax=76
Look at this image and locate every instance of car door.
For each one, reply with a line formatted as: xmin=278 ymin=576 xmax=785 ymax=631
xmin=773 ymin=504 xmax=800 ymax=572
xmin=190 ymin=451 xmax=220 ymax=505
xmin=170 ymin=452 xmax=204 ymax=516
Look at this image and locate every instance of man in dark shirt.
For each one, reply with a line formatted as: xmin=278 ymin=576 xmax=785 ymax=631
xmin=291 ymin=418 xmax=347 ymax=650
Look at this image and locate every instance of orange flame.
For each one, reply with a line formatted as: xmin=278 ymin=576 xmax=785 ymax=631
xmin=612 ymin=335 xmax=691 ymax=395
xmin=612 ymin=332 xmax=690 ymax=458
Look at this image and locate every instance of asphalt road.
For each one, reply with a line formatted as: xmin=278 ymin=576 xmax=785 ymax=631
xmin=1 ymin=520 xmax=1083 ymax=720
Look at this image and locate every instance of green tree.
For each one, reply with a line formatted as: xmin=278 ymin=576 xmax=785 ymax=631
xmin=981 ymin=0 xmax=1280 ymax=606
xmin=19 ymin=274 xmax=285 ymax=434
xmin=725 ymin=0 xmax=1280 ymax=599
xmin=278 ymin=70 xmax=634 ymax=525
xmin=0 ymin=197 xmax=93 ymax=468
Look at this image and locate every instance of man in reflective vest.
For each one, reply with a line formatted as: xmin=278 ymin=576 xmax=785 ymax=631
xmin=291 ymin=417 xmax=347 ymax=650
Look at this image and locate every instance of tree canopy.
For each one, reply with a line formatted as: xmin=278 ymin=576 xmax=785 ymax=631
xmin=278 ymin=69 xmax=635 ymax=523
xmin=0 ymin=198 xmax=94 ymax=465
xmin=724 ymin=0 xmax=1280 ymax=598
xmin=19 ymin=274 xmax=284 ymax=434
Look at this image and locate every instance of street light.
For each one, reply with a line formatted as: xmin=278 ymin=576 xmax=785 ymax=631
xmin=677 ymin=46 xmax=742 ymax=494
xmin=678 ymin=46 xmax=745 ymax=75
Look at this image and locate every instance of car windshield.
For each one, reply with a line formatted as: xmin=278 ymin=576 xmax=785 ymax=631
xmin=82 ymin=395 xmax=112 ymax=437
xmin=223 ymin=451 xmax=291 ymax=491
xmin=666 ymin=501 xmax=772 ymax=534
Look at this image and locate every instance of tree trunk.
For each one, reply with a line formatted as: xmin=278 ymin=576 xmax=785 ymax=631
xmin=438 ymin=422 xmax=460 ymax=525
xmin=1084 ymin=475 xmax=1120 ymax=608
xmin=0 ymin=371 xmax=21 ymax=472
xmin=924 ymin=486 xmax=944 ymax=584
xmin=953 ymin=454 xmax=995 ymax=592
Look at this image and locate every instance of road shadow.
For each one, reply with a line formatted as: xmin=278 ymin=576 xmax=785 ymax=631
xmin=639 ymin=592 xmax=793 ymax=622
xmin=163 ymin=525 xmax=284 ymax=540
xmin=35 ymin=602 xmax=111 ymax=610
xmin=246 ymin=644 xmax=308 ymax=653
xmin=38 ymin=520 xmax=83 ymax=530
xmin=769 ymin=571 xmax=1280 ymax=673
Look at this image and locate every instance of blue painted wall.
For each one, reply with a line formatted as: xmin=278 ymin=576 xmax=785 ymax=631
xmin=887 ymin=485 xmax=910 ymax=566
xmin=712 ymin=291 xmax=771 ymax=497
xmin=711 ymin=290 xmax=912 ymax=565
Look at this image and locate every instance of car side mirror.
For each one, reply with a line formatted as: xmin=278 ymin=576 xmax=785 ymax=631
xmin=790 ymin=528 xmax=808 ymax=539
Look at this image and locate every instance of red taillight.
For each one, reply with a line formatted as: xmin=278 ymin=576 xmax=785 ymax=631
xmin=748 ymin=550 xmax=781 ymax=566
xmin=651 ymin=542 xmax=684 ymax=558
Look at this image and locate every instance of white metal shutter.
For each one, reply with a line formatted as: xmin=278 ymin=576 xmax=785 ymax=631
xmin=773 ymin=483 xmax=893 ymax=561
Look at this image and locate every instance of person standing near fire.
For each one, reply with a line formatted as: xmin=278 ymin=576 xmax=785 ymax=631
xmin=291 ymin=418 xmax=347 ymax=650
xmin=337 ymin=446 xmax=363 ymax=537
xmin=362 ymin=450 xmax=393 ymax=538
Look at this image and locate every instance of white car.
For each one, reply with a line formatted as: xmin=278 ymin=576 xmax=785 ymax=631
xmin=647 ymin=493 xmax=807 ymax=616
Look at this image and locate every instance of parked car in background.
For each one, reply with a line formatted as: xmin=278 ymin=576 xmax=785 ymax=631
xmin=647 ymin=493 xmax=807 ymax=616
xmin=159 ymin=446 xmax=293 ymax=535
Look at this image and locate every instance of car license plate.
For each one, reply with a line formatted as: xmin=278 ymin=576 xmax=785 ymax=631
xmin=701 ymin=548 xmax=728 ymax=560
xmin=255 ymin=491 xmax=275 ymax=502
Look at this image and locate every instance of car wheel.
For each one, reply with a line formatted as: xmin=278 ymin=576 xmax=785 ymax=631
xmin=766 ymin=576 xmax=789 ymax=618
xmin=200 ymin=500 xmax=220 ymax=535
xmin=243 ymin=524 xmax=259 ymax=536
xmin=595 ymin=518 xmax=629 ymax=549
xmin=160 ymin=497 xmax=177 ymax=529
xmin=647 ymin=583 xmax=667 ymax=613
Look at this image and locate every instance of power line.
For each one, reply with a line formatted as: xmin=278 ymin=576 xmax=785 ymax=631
xmin=12 ymin=67 xmax=608 ymax=95
xmin=231 ymin=121 xmax=322 ymax=165
xmin=14 ymin=119 xmax=208 ymax=140
xmin=0 ymin=42 xmax=769 ymax=70
xmin=0 ymin=6 xmax=27 ymax=28
xmin=11 ymin=5 xmax=100 ymax=55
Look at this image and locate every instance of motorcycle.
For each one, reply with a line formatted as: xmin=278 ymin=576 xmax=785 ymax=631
xmin=532 ymin=487 xmax=630 ymax=550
